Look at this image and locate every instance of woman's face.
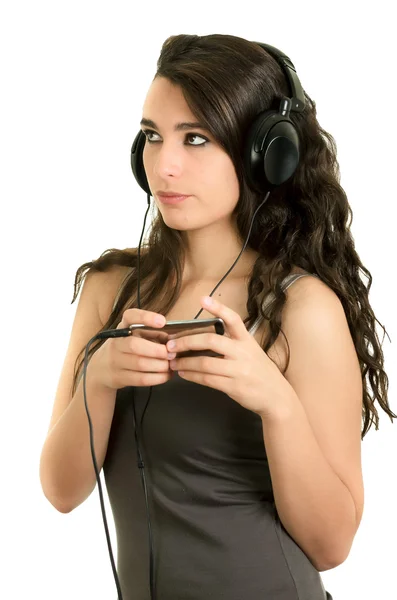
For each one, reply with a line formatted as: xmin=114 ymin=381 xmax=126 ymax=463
xmin=141 ymin=76 xmax=240 ymax=232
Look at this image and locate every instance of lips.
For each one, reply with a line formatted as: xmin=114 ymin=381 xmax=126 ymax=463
xmin=158 ymin=193 xmax=190 ymax=205
xmin=157 ymin=191 xmax=189 ymax=197
xmin=158 ymin=194 xmax=189 ymax=199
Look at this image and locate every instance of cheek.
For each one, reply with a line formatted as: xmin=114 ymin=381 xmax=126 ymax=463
xmin=208 ymin=158 xmax=240 ymax=199
xmin=142 ymin=147 xmax=152 ymax=173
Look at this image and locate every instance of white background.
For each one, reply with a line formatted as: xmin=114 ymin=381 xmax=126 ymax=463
xmin=1 ymin=1 xmax=396 ymax=598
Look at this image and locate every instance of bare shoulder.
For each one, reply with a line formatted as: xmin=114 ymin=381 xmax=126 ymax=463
xmin=268 ymin=269 xmax=343 ymax=371
xmin=285 ymin=268 xmax=339 ymax=307
xmin=96 ymin=263 xmax=133 ymax=326
xmin=279 ymin=271 xmax=355 ymax=376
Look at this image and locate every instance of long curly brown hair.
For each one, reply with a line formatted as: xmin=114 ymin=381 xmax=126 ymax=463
xmin=70 ymin=33 xmax=395 ymax=439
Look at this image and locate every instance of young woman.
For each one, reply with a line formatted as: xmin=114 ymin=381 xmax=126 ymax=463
xmin=40 ymin=34 xmax=395 ymax=600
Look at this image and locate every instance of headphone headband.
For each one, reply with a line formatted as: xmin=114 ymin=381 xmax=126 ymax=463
xmin=253 ymin=42 xmax=305 ymax=113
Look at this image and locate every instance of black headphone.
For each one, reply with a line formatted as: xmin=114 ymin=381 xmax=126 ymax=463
xmin=130 ymin=42 xmax=306 ymax=196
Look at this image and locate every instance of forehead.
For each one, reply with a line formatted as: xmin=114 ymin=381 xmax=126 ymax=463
xmin=142 ymin=77 xmax=195 ymax=119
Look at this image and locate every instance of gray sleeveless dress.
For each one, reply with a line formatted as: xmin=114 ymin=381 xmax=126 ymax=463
xmin=103 ymin=273 xmax=334 ymax=599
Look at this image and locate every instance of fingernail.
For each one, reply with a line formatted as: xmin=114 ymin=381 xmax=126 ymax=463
xmin=167 ymin=352 xmax=176 ymax=360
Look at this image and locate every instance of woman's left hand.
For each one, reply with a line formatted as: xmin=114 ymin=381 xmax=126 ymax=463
xmin=166 ymin=295 xmax=296 ymax=419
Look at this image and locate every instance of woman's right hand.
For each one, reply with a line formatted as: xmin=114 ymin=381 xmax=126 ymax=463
xmin=91 ymin=308 xmax=176 ymax=390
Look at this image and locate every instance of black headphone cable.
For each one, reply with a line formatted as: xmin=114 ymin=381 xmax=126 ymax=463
xmin=81 ymin=190 xmax=271 ymax=599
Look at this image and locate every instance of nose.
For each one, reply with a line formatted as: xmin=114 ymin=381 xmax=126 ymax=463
xmin=149 ymin=139 xmax=184 ymax=179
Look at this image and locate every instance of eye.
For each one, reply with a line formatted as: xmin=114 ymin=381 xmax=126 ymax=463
xmin=142 ymin=129 xmax=209 ymax=146
xmin=185 ymin=133 xmax=208 ymax=146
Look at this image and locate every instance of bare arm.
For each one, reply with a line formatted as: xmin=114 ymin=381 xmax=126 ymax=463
xmin=39 ymin=354 xmax=116 ymax=513
xmin=261 ymin=276 xmax=364 ymax=572
xmin=39 ymin=266 xmax=129 ymax=513
xmin=261 ymin=394 xmax=357 ymax=572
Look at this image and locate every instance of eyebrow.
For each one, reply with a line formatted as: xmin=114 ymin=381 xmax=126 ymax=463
xmin=140 ymin=118 xmax=207 ymax=132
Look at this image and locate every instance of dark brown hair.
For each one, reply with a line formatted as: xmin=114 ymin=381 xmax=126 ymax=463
xmin=70 ymin=33 xmax=395 ymax=439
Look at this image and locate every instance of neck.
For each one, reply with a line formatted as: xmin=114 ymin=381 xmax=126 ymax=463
xmin=181 ymin=248 xmax=259 ymax=283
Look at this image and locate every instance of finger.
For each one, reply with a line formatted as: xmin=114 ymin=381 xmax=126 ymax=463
xmin=170 ymin=354 xmax=232 ymax=376
xmin=119 ymin=309 xmax=166 ymax=329
xmin=126 ymin=354 xmax=171 ymax=373
xmin=199 ymin=296 xmax=248 ymax=340
xmin=177 ymin=370 xmax=233 ymax=395
xmin=166 ymin=331 xmax=233 ymax=358
xmin=127 ymin=335 xmax=170 ymax=359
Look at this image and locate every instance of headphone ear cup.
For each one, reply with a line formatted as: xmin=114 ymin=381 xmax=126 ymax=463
xmin=244 ymin=110 xmax=300 ymax=192
xmin=131 ymin=130 xmax=151 ymax=195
